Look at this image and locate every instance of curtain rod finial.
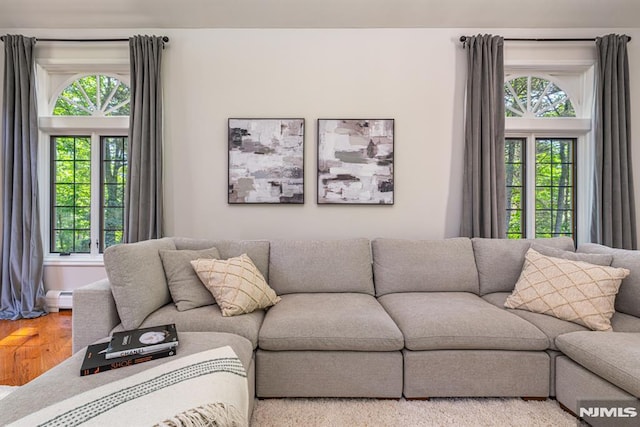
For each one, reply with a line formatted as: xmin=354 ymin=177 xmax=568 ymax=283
xmin=459 ymin=35 xmax=467 ymax=43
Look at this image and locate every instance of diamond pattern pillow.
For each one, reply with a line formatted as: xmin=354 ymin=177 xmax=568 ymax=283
xmin=505 ymin=248 xmax=630 ymax=331
xmin=191 ymin=254 xmax=281 ymax=317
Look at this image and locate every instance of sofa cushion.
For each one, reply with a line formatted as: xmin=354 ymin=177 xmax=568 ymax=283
xmin=484 ymin=292 xmax=640 ymax=350
xmin=268 ymin=239 xmax=374 ymax=295
xmin=472 ymin=237 xmax=574 ymax=295
xmin=378 ymin=292 xmax=548 ymax=351
xmin=372 ymin=238 xmax=479 ymax=296
xmin=171 ymin=238 xmax=270 ymax=280
xmin=258 ymin=293 xmax=404 ymax=351
xmin=160 ymin=247 xmax=220 ymax=311
xmin=579 ymin=243 xmax=640 ymax=318
xmin=104 ymin=238 xmax=177 ymax=330
xmin=505 ymin=249 xmax=629 ymax=331
xmin=483 ymin=292 xmax=588 ymax=350
xmin=556 ymin=331 xmax=640 ymax=397
xmin=531 ymin=244 xmax=613 ymax=266
xmin=191 ymin=254 xmax=281 ymax=317
xmin=112 ymin=303 xmax=265 ymax=349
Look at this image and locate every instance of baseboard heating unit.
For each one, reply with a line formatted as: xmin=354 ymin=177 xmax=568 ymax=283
xmin=45 ymin=290 xmax=73 ymax=312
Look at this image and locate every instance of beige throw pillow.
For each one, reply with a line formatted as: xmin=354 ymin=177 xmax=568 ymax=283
xmin=191 ymin=254 xmax=281 ymax=317
xmin=505 ymin=248 xmax=629 ymax=331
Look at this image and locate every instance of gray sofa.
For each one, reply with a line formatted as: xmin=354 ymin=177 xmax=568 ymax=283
xmin=36 ymin=237 xmax=640 ymax=415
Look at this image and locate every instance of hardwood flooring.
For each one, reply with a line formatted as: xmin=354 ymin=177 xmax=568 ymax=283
xmin=0 ymin=310 xmax=72 ymax=386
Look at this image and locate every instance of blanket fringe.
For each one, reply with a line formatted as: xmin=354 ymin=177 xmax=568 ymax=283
xmin=155 ymin=402 xmax=247 ymax=427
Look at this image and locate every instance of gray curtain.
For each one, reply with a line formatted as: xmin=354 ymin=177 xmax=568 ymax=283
xmin=591 ymin=34 xmax=636 ymax=249
xmin=125 ymin=35 xmax=164 ymax=243
xmin=1 ymin=35 xmax=46 ymax=320
xmin=460 ymin=35 xmax=506 ymax=238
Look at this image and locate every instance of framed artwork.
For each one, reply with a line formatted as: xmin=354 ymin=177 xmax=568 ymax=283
xmin=317 ymin=119 xmax=394 ymax=204
xmin=228 ymin=118 xmax=305 ymax=204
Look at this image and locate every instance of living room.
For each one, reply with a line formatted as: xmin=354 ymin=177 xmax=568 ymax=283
xmin=1 ymin=0 xmax=640 ymax=425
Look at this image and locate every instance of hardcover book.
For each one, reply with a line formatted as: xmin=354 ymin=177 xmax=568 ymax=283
xmin=105 ymin=323 xmax=179 ymax=359
xmin=80 ymin=342 xmax=177 ymax=376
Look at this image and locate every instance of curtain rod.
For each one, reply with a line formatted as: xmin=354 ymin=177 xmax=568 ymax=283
xmin=0 ymin=36 xmax=169 ymax=43
xmin=459 ymin=35 xmax=631 ymax=43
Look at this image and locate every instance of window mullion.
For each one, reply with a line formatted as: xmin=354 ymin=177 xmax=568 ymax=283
xmin=525 ymin=134 xmax=537 ymax=239
xmin=90 ymin=133 xmax=101 ymax=256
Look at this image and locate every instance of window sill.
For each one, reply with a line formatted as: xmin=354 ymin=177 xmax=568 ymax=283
xmin=44 ymin=255 xmax=104 ymax=267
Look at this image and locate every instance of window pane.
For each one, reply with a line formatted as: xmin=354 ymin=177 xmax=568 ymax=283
xmin=51 ymin=136 xmax=92 ymax=254
xmin=53 ymin=75 xmax=130 ymax=117
xmin=505 ymin=138 xmax=525 ymax=239
xmin=535 ymin=138 xmax=575 ymax=239
xmin=101 ymin=136 xmax=128 ymax=251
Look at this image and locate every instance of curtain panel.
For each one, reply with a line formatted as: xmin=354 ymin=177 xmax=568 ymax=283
xmin=125 ymin=35 xmax=164 ymax=243
xmin=460 ymin=35 xmax=506 ymax=238
xmin=0 ymin=35 xmax=46 ymax=320
xmin=591 ymin=34 xmax=637 ymax=249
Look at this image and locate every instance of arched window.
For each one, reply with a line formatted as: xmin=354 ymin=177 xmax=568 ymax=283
xmin=505 ymin=76 xmax=575 ymax=118
xmin=504 ymin=75 xmax=579 ymax=241
xmin=54 ymin=74 xmax=130 ymax=116
xmin=47 ymin=74 xmax=129 ymax=255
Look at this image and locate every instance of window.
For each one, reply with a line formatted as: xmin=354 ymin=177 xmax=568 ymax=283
xmin=505 ymin=136 xmax=576 ymax=240
xmin=45 ymin=74 xmax=129 ymax=256
xmin=504 ymin=74 xmax=586 ymax=241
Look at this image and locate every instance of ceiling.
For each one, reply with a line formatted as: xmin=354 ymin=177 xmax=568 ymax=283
xmin=1 ymin=0 xmax=639 ymax=29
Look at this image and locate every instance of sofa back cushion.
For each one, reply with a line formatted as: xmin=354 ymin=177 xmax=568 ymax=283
xmin=171 ymin=237 xmax=270 ymax=280
xmin=472 ymin=237 xmax=575 ymax=295
xmin=268 ymin=239 xmax=374 ymax=295
xmin=578 ymin=243 xmax=640 ymax=317
xmin=372 ymin=238 xmax=479 ymax=296
xmin=104 ymin=237 xmax=176 ymax=330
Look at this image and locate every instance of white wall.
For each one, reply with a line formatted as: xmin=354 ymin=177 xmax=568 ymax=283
xmin=163 ymin=29 xmax=466 ymax=240
xmin=1 ymin=27 xmax=639 ymax=290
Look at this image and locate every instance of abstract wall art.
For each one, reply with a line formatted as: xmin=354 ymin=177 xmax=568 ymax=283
xmin=317 ymin=119 xmax=394 ymax=204
xmin=228 ymin=118 xmax=305 ymax=204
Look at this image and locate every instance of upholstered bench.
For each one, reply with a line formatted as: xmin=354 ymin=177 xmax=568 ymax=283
xmin=0 ymin=332 xmax=255 ymax=425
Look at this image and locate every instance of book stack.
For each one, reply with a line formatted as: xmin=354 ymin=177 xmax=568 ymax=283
xmin=80 ymin=324 xmax=179 ymax=376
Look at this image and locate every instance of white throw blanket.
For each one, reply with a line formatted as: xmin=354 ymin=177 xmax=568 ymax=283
xmin=9 ymin=346 xmax=248 ymax=427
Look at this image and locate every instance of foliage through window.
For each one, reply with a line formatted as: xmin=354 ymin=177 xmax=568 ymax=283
xmin=49 ymin=74 xmax=129 ymax=255
xmin=504 ymin=75 xmax=577 ymax=240
xmin=505 ymin=76 xmax=575 ymax=118
xmin=54 ymin=75 xmax=130 ymax=117
xmin=505 ymin=138 xmax=575 ymax=240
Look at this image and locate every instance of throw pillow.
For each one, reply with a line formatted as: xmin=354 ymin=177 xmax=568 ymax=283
xmin=159 ymin=247 xmax=221 ymax=311
xmin=505 ymin=248 xmax=629 ymax=331
xmin=191 ymin=254 xmax=281 ymax=317
xmin=104 ymin=238 xmax=176 ymax=330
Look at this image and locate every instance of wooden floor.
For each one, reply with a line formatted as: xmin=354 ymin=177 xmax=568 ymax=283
xmin=0 ymin=310 xmax=72 ymax=386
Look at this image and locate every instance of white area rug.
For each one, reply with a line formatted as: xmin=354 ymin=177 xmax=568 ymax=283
xmin=250 ymin=397 xmax=577 ymax=426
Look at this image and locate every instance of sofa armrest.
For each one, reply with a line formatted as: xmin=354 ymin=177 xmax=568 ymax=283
xmin=71 ymin=278 xmax=121 ymax=353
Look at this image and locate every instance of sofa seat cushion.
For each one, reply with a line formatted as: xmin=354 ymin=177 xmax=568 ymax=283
xmin=556 ymin=331 xmax=640 ymax=397
xmin=483 ymin=292 xmax=588 ymax=350
xmin=483 ymin=292 xmax=640 ymax=350
xmin=378 ymin=292 xmax=548 ymax=351
xmin=112 ymin=303 xmax=265 ymax=349
xmin=258 ymin=293 xmax=404 ymax=351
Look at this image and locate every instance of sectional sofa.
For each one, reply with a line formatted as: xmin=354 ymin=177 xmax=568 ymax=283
xmin=5 ymin=236 xmax=640 ymax=422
